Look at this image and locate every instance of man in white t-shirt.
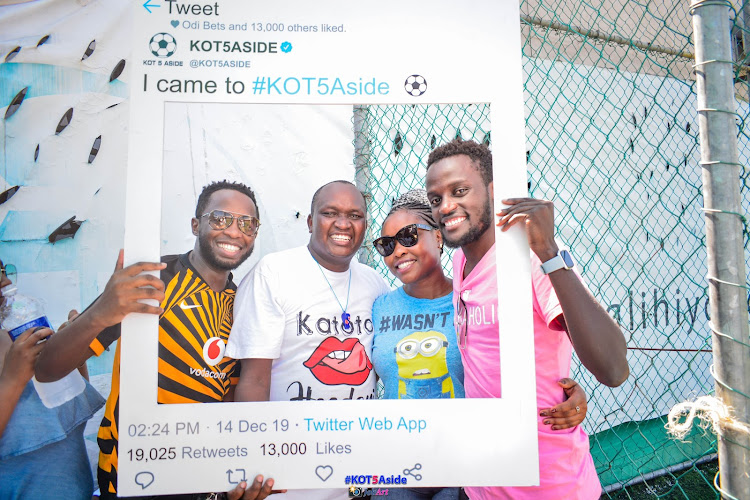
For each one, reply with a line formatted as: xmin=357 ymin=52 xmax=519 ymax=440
xmin=226 ymin=180 xmax=390 ymax=499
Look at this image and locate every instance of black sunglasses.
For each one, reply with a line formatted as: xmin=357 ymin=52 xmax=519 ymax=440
xmin=200 ymin=210 xmax=261 ymax=236
xmin=373 ymin=224 xmax=433 ymax=257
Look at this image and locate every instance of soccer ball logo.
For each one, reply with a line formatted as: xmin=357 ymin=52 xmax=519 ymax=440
xmin=149 ymin=33 xmax=176 ymax=58
xmin=404 ymin=74 xmax=427 ymax=96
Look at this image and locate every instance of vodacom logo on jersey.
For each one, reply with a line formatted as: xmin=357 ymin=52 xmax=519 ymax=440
xmin=202 ymin=337 xmax=226 ymax=366
xmin=191 ymin=337 xmax=228 ymax=380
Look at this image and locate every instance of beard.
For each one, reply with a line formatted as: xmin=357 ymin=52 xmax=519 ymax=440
xmin=442 ymin=197 xmax=492 ymax=249
xmin=198 ymin=236 xmax=254 ymax=271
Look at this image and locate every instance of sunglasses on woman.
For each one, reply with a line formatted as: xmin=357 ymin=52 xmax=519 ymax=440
xmin=373 ymin=223 xmax=434 ymax=257
xmin=201 ymin=210 xmax=261 ymax=236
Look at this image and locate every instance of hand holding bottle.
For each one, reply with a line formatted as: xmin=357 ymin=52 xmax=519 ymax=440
xmin=0 ymin=326 xmax=52 ymax=389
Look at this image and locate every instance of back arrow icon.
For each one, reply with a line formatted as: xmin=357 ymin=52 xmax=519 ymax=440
xmin=143 ymin=0 xmax=160 ymax=13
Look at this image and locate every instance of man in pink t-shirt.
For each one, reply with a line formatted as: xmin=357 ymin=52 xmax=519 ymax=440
xmin=425 ymin=139 xmax=629 ymax=499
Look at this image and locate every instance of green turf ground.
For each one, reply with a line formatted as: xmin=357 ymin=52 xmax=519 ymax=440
xmin=593 ymin=416 xmax=718 ymax=499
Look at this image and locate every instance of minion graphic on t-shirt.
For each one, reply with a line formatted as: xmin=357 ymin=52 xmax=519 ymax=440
xmin=394 ymin=330 xmax=455 ymax=399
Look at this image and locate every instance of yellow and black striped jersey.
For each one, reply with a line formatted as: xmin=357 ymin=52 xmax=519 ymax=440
xmin=90 ymin=253 xmax=239 ymax=498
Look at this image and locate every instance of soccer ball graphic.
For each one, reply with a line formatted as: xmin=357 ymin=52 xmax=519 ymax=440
xmin=404 ymin=74 xmax=427 ymax=96
xmin=149 ymin=33 xmax=176 ymax=58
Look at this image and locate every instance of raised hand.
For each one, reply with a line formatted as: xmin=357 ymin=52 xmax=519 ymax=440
xmin=86 ymin=249 xmax=166 ymax=332
xmin=35 ymin=250 xmax=167 ymax=383
xmin=497 ymin=198 xmax=559 ymax=261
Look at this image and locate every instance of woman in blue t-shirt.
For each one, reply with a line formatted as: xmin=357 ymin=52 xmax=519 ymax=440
xmin=371 ymin=189 xmax=464 ymax=401
xmin=371 ymin=190 xmax=464 ymax=499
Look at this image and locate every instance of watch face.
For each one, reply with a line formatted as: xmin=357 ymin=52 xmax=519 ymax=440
xmin=560 ymin=250 xmax=574 ymax=268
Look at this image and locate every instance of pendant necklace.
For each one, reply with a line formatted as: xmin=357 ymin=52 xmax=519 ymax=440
xmin=313 ymin=258 xmax=352 ymax=329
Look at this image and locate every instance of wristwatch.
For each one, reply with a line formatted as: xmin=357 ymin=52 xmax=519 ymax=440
xmin=540 ymin=249 xmax=575 ymax=275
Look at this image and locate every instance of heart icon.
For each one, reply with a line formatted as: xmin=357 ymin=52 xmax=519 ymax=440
xmin=171 ymin=20 xmax=179 ymax=28
xmin=315 ymin=465 xmax=333 ymax=482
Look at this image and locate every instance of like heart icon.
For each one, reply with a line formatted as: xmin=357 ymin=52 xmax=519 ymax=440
xmin=315 ymin=465 xmax=333 ymax=482
xmin=170 ymin=20 xmax=179 ymax=28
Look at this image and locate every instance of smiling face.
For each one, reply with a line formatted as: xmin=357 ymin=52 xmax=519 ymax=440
xmin=307 ymin=182 xmax=367 ymax=272
xmin=380 ymin=210 xmax=443 ymax=286
xmin=192 ymin=189 xmax=258 ymax=272
xmin=425 ymin=154 xmax=494 ymax=252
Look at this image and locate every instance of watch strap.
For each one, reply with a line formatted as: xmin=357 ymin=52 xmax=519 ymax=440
xmin=540 ymin=250 xmax=574 ymax=275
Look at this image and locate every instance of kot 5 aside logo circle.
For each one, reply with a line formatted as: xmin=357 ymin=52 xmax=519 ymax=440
xmin=150 ymin=33 xmax=177 ymax=58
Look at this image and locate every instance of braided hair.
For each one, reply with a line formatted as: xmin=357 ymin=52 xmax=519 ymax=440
xmin=387 ymin=189 xmax=439 ymax=229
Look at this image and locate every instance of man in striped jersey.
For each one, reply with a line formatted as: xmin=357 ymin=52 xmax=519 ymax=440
xmin=36 ymin=180 xmax=276 ymax=500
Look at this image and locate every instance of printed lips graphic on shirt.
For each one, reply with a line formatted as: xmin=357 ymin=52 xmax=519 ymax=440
xmin=303 ymin=337 xmax=372 ymax=385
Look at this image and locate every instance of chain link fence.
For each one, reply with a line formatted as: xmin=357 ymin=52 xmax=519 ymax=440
xmin=354 ymin=1 xmax=750 ymax=497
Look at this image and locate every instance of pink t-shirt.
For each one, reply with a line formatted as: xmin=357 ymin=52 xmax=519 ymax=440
xmin=453 ymin=245 xmax=601 ymax=500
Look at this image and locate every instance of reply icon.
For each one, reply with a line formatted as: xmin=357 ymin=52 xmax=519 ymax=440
xmin=135 ymin=471 xmax=155 ymax=489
